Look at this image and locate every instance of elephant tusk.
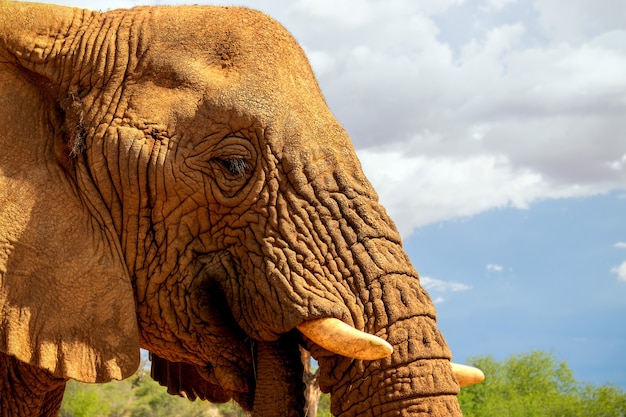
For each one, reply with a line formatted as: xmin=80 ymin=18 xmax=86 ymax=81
xmin=296 ymin=318 xmax=485 ymax=386
xmin=296 ymin=318 xmax=393 ymax=360
xmin=451 ymin=363 xmax=485 ymax=387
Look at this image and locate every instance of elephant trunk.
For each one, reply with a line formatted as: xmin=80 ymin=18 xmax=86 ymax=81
xmin=251 ymin=334 xmax=305 ymax=417
xmin=312 ymin=264 xmax=463 ymax=416
xmin=218 ymin=137 xmax=467 ymax=415
xmin=292 ymin=152 xmax=462 ymax=414
xmin=236 ymin=193 xmax=461 ymax=412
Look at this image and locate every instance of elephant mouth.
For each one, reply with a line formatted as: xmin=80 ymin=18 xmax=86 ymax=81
xmin=151 ymin=255 xmax=483 ymax=414
xmin=186 ymin=252 xmax=483 ymax=415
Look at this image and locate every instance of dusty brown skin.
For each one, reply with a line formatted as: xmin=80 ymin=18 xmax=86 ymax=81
xmin=0 ymin=3 xmax=463 ymax=416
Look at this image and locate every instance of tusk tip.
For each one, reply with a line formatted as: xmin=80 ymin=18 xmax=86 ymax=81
xmin=451 ymin=362 xmax=485 ymax=387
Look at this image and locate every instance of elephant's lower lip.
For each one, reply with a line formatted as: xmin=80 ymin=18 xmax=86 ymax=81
xmin=296 ymin=318 xmax=393 ymax=360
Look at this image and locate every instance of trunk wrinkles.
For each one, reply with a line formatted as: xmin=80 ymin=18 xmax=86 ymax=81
xmin=231 ymin=152 xmax=462 ymax=416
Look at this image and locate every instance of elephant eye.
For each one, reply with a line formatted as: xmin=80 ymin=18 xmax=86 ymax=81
xmin=217 ymin=157 xmax=249 ymax=177
xmin=207 ymin=136 xmax=256 ymax=200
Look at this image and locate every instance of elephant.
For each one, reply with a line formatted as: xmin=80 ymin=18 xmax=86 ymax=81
xmin=0 ymin=2 xmax=483 ymax=416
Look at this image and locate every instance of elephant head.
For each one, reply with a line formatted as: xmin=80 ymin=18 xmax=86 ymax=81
xmin=0 ymin=3 xmax=480 ymax=416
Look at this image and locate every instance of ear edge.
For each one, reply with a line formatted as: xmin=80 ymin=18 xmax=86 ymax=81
xmin=0 ymin=174 xmax=141 ymax=383
xmin=2 ymin=317 xmax=140 ymax=383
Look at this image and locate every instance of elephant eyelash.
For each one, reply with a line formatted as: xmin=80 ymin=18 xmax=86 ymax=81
xmin=217 ymin=157 xmax=249 ymax=177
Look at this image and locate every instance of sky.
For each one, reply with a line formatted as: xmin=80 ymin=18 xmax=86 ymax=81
xmin=42 ymin=0 xmax=626 ymax=388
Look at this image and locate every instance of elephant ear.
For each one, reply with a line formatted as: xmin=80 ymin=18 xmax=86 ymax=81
xmin=0 ymin=3 xmax=140 ymax=383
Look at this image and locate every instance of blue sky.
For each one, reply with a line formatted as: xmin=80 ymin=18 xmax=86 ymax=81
xmin=406 ymin=191 xmax=626 ymax=388
xmin=43 ymin=0 xmax=626 ymax=389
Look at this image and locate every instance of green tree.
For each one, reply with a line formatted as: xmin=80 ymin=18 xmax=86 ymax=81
xmin=459 ymin=351 xmax=626 ymax=417
xmin=61 ymin=368 xmax=221 ymax=417
xmin=317 ymin=393 xmax=332 ymax=417
xmin=61 ymin=350 xmax=626 ymax=416
xmin=59 ymin=381 xmax=111 ymax=417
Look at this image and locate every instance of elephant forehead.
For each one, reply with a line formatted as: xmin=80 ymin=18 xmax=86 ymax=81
xmin=123 ymin=7 xmax=323 ymax=119
xmin=119 ymin=6 xmax=362 ymax=169
xmin=137 ymin=6 xmax=310 ymax=80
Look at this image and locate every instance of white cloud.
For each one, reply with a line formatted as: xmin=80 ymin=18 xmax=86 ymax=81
xmin=432 ymin=296 xmax=446 ymax=304
xmin=615 ymin=242 xmax=626 ymax=249
xmin=611 ymin=262 xmax=626 ymax=282
xmin=533 ymin=0 xmax=626 ymax=44
xmin=421 ymin=276 xmax=471 ymax=293
xmin=608 ymin=155 xmax=626 ymax=172
xmin=304 ymin=49 xmax=336 ymax=76
xmin=486 ymin=264 xmax=504 ymax=272
xmin=286 ymin=1 xmax=626 ymax=237
xmin=358 ymin=150 xmax=601 ymax=236
xmin=484 ymin=0 xmax=517 ymax=11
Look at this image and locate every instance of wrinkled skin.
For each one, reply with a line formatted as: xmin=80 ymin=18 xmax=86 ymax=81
xmin=0 ymin=3 xmax=462 ymax=416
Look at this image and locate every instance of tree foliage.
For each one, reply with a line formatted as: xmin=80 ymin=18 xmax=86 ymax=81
xmin=459 ymin=351 xmax=626 ymax=417
xmin=60 ymin=367 xmax=244 ymax=417
xmin=60 ymin=351 xmax=626 ymax=416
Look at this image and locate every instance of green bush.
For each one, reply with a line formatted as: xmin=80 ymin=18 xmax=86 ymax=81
xmin=60 ymin=382 xmax=110 ymax=417
xmin=61 ymin=351 xmax=626 ymax=417
xmin=61 ymin=369 xmax=219 ymax=417
xmin=459 ymin=351 xmax=626 ymax=417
